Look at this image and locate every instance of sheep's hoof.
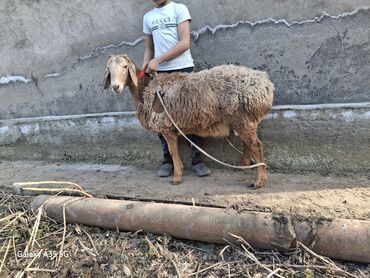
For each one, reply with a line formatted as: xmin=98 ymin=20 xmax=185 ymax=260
xmin=252 ymin=183 xmax=264 ymax=189
xmin=249 ymin=179 xmax=266 ymax=189
xmin=171 ymin=179 xmax=182 ymax=185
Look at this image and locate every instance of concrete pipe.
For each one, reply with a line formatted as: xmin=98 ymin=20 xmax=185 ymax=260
xmin=31 ymin=195 xmax=370 ymax=263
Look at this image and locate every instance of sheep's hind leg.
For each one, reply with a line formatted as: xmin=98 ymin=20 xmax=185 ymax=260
xmin=239 ymin=132 xmax=267 ymax=189
xmin=162 ymin=133 xmax=184 ymax=185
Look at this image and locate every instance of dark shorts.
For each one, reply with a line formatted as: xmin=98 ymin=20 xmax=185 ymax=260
xmin=157 ymin=67 xmax=194 ymax=74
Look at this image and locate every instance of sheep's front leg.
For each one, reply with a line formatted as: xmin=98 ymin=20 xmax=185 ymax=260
xmin=162 ymin=133 xmax=183 ymax=185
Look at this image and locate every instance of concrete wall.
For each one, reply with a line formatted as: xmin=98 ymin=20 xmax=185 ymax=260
xmin=1 ymin=0 xmax=369 ymax=174
xmin=1 ymin=0 xmax=370 ymax=118
xmin=1 ymin=104 xmax=369 ymax=175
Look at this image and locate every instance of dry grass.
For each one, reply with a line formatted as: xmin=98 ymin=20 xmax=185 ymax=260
xmin=0 ymin=190 xmax=369 ymax=277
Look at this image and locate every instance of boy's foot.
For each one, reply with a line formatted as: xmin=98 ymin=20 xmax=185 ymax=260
xmin=158 ymin=163 xmax=174 ymax=177
xmin=191 ymin=162 xmax=211 ymax=177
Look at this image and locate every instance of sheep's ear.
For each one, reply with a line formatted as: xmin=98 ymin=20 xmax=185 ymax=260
xmin=129 ymin=64 xmax=138 ymax=87
xmin=121 ymin=55 xmax=138 ymax=86
xmin=103 ymin=68 xmax=111 ymax=90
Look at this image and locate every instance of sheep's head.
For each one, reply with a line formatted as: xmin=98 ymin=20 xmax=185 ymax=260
xmin=103 ymin=55 xmax=138 ymax=93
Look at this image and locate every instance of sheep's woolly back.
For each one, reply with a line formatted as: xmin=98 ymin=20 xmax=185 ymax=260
xmin=139 ymin=65 xmax=274 ymax=136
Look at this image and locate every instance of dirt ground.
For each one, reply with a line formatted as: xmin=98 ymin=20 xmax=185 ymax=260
xmin=1 ymin=160 xmax=370 ymax=277
xmin=1 ymin=191 xmax=370 ymax=277
xmin=1 ymin=160 xmax=369 ymax=220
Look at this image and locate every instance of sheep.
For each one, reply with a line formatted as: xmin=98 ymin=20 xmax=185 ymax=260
xmin=103 ymin=54 xmax=274 ymax=188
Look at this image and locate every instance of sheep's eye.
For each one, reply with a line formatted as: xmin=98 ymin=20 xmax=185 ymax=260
xmin=123 ymin=65 xmax=128 ymax=69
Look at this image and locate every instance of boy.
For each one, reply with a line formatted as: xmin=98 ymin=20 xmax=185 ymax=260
xmin=142 ymin=0 xmax=210 ymax=177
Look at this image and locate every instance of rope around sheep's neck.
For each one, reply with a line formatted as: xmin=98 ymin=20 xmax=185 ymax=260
xmin=153 ymin=75 xmax=267 ymax=170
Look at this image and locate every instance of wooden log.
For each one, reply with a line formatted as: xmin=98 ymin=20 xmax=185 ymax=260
xmin=31 ymin=195 xmax=370 ymax=263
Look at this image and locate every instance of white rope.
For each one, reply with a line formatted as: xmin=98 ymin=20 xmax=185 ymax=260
xmin=226 ymin=137 xmax=243 ymax=154
xmin=155 ymin=86 xmax=267 ymax=170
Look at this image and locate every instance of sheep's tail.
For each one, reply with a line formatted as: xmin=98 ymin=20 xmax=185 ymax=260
xmin=258 ymin=80 xmax=275 ymax=122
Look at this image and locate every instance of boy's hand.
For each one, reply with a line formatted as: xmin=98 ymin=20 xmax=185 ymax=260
xmin=147 ymin=58 xmax=160 ymax=72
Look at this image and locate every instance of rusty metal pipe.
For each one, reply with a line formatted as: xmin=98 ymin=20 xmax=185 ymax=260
xmin=31 ymin=195 xmax=370 ymax=263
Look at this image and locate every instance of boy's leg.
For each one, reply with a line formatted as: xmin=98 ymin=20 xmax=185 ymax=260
xmin=158 ymin=133 xmax=174 ymax=177
xmin=187 ymin=135 xmax=211 ymax=177
xmin=157 ymin=67 xmax=210 ymax=178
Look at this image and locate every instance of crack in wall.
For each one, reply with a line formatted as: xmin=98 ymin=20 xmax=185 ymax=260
xmin=0 ymin=75 xmax=31 ymax=85
xmin=1 ymin=7 xmax=369 ymax=85
xmin=44 ymin=73 xmax=61 ymax=79
xmin=76 ymin=6 xmax=370 ymax=63
xmin=77 ymin=37 xmax=146 ymax=62
xmin=191 ymin=6 xmax=370 ymax=39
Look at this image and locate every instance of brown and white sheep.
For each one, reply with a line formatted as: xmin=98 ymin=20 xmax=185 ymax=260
xmin=103 ymin=54 xmax=274 ymax=188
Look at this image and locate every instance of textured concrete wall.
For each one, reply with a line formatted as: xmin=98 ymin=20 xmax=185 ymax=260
xmin=1 ymin=0 xmax=370 ymax=119
xmin=1 ymin=104 xmax=369 ymax=174
xmin=1 ymin=1 xmax=369 ymax=173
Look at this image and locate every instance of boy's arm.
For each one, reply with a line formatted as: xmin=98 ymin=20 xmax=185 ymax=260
xmin=143 ymin=34 xmax=154 ymax=69
xmin=147 ymin=20 xmax=191 ymax=72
